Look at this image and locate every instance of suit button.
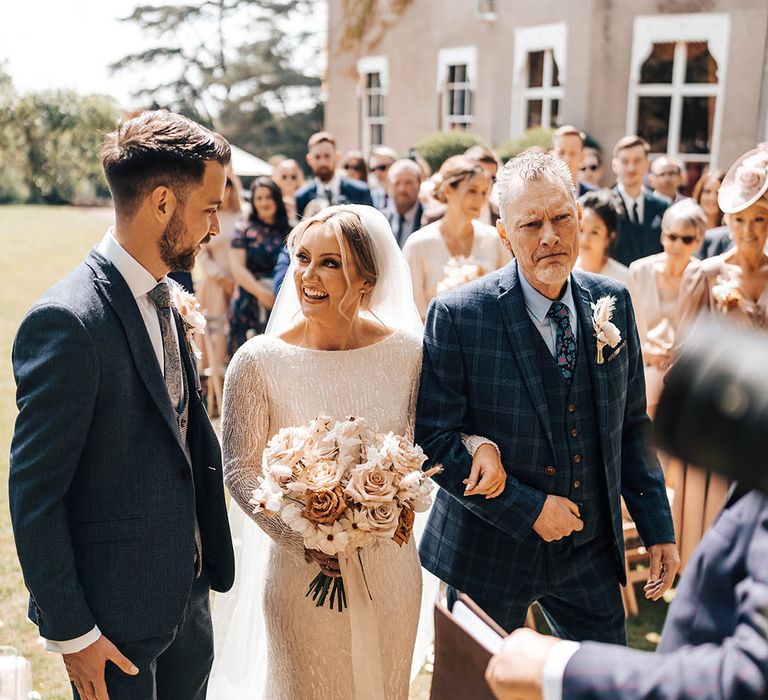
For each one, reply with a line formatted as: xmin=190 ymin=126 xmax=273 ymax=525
xmin=544 ymin=466 xmax=556 ymax=476
xmin=180 ymin=470 xmax=191 ymax=481
xmin=573 ymin=454 xmax=582 ymax=464
xmin=567 ymin=403 xmax=576 ymax=413
xmin=569 ymin=428 xmax=578 ymax=438
xmin=573 ymin=480 xmax=581 ymax=489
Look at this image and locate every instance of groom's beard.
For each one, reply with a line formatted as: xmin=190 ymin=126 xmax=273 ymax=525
xmin=159 ymin=206 xmax=199 ymax=272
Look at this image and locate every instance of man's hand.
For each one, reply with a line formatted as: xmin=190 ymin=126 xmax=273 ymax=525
xmin=464 ymin=444 xmax=507 ymax=499
xmin=63 ymin=635 xmax=138 ymax=700
xmin=305 ymin=549 xmax=342 ymax=578
xmin=532 ymin=495 xmax=584 ymax=542
xmin=485 ymin=628 xmax=560 ymax=700
xmin=644 ymin=542 xmax=680 ymax=600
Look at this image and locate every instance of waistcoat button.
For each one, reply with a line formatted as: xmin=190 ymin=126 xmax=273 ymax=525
xmin=544 ymin=465 xmax=556 ymax=476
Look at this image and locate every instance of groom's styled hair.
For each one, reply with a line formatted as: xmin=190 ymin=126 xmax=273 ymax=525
xmin=100 ymin=109 xmax=231 ymax=218
xmin=497 ymin=151 xmax=576 ymax=223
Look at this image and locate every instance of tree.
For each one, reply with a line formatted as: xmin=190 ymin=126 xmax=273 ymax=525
xmin=0 ymin=64 xmax=29 ymax=203
xmin=111 ymin=1 xmax=324 ymax=159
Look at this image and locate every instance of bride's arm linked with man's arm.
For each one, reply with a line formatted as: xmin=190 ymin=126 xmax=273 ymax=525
xmin=416 ymin=296 xmax=583 ymax=541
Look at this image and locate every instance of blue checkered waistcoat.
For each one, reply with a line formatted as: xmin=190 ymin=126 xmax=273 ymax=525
xmin=416 ymin=260 xmax=675 ymax=598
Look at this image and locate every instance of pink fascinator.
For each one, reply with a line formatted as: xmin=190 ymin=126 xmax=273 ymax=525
xmin=718 ymin=145 xmax=768 ymax=214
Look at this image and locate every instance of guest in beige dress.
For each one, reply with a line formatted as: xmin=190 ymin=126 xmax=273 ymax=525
xmin=629 ymin=200 xmax=705 ymax=415
xmin=574 ymin=189 xmax=630 ymax=285
xmin=403 ymin=155 xmax=511 ymax=318
xmin=196 ymin=174 xmax=243 ymax=373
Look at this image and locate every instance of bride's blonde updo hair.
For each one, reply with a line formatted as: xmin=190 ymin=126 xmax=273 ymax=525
xmin=287 ymin=208 xmax=379 ymax=309
xmin=432 ymin=154 xmax=488 ymax=203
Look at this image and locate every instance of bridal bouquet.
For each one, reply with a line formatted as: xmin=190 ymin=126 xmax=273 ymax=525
xmin=249 ymin=416 xmax=441 ymax=612
xmin=436 ymin=256 xmax=486 ymax=294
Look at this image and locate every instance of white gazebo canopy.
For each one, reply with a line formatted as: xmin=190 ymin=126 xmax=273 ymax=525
xmin=229 ymin=144 xmax=273 ymax=177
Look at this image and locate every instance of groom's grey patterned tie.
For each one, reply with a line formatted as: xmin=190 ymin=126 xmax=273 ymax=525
xmin=147 ymin=282 xmax=183 ymax=411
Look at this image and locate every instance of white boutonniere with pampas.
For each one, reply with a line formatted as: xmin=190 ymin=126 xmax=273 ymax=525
xmin=591 ymin=295 xmax=622 ymax=364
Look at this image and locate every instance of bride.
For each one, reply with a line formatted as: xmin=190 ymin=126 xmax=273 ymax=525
xmin=210 ymin=205 xmax=429 ymax=699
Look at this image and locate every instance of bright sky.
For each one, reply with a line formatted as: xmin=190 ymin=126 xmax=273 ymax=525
xmin=1 ymin=1 xmax=326 ymax=110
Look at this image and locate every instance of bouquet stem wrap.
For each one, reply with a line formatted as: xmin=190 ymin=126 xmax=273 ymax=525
xmin=338 ymin=551 xmax=386 ymax=700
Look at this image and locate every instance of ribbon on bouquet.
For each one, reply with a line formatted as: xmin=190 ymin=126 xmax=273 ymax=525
xmin=337 ymin=551 xmax=386 ymax=700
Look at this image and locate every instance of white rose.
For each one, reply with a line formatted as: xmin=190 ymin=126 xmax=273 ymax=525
xmin=362 ymin=502 xmax=401 ymax=539
xmin=412 ymin=480 xmax=435 ymax=513
xmin=397 ymin=471 xmax=423 ymax=501
xmin=345 ymin=464 xmax=398 ymax=504
xmin=249 ymin=476 xmax=284 ymax=516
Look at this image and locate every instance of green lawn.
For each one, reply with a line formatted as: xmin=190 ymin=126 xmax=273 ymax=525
xmin=0 ymin=204 xmax=668 ymax=698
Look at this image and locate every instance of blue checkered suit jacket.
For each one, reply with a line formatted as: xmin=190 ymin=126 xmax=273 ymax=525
xmin=417 ymin=260 xmax=674 ymax=597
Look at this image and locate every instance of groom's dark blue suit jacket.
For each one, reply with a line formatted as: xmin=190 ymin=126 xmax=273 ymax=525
xmin=9 ymin=250 xmax=235 ymax=644
xmin=417 ymin=260 xmax=674 ymax=598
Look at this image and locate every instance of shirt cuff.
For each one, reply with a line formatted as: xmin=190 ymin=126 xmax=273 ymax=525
xmin=542 ymin=640 xmax=581 ymax=700
xmin=461 ymin=434 xmax=501 ymax=460
xmin=44 ymin=625 xmax=102 ymax=654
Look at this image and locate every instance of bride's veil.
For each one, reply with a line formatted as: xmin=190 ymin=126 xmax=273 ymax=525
xmin=208 ymin=205 xmax=437 ymax=699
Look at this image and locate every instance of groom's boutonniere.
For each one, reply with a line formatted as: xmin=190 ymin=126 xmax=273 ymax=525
xmin=169 ymin=282 xmax=206 ymax=360
xmin=591 ymin=295 xmax=621 ymax=364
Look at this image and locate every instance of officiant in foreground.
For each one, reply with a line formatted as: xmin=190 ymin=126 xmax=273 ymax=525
xmin=417 ymin=151 xmax=679 ymax=641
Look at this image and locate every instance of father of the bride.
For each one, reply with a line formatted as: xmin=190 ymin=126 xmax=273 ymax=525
xmin=10 ymin=110 xmax=235 ymax=699
xmin=417 ymin=151 xmax=678 ymax=642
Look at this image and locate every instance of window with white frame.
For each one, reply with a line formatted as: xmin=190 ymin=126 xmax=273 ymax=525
xmin=437 ymin=47 xmax=477 ymax=131
xmin=627 ymin=14 xmax=730 ymax=186
xmin=357 ymin=56 xmax=388 ymax=154
xmin=510 ymin=23 xmax=567 ymax=138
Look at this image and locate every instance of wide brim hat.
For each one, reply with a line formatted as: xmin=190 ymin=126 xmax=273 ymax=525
xmin=718 ymin=146 xmax=768 ymax=214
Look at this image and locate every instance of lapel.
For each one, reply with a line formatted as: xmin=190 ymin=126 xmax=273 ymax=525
xmin=496 ymin=261 xmax=555 ymax=454
xmin=86 ymin=250 xmax=187 ymax=457
xmin=173 ymin=308 xmax=202 ymax=398
xmin=571 ymin=274 xmax=612 ymax=461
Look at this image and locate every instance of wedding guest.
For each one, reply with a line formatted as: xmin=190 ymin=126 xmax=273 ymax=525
xmin=574 ymin=189 xmax=630 ymax=285
xmin=679 ymin=148 xmax=768 ymax=332
xmin=464 ymin=144 xmax=501 ymax=225
xmin=197 ymin=174 xmax=242 ymax=374
xmin=369 ymin=145 xmax=398 ymax=210
xmin=273 ymin=158 xmax=304 ymax=226
xmin=579 ymin=147 xmax=603 ymax=188
xmin=629 ymin=200 xmax=705 ymax=414
xmin=228 ymin=177 xmax=290 ymax=354
xmin=611 ymin=135 xmax=670 ymax=266
xmin=386 ymin=158 xmax=424 ymax=248
xmin=295 ymin=131 xmax=373 ymax=217
xmin=552 ymin=125 xmax=595 ymax=197
xmin=693 ymin=168 xmax=731 ymax=259
xmin=649 ymin=156 xmax=688 ymax=203
xmin=341 ymin=150 xmax=368 ymax=183
xmin=403 ymin=155 xmax=511 ymax=319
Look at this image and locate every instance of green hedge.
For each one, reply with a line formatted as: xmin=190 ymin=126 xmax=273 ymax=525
xmin=412 ymin=131 xmax=484 ymax=174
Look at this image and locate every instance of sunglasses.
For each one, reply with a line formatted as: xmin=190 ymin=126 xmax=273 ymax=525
xmin=579 ymin=164 xmax=600 ymax=172
xmin=280 ymin=174 xmax=299 ymax=181
xmin=344 ymin=164 xmax=365 ymax=172
xmin=371 ymin=164 xmax=390 ymax=172
xmin=664 ymin=232 xmax=698 ymax=244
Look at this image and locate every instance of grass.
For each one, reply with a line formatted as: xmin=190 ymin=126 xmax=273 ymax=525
xmin=0 ymin=204 xmax=668 ymax=698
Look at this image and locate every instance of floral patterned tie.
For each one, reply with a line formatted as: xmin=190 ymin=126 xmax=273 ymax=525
xmin=147 ymin=282 xmax=183 ymax=411
xmin=546 ymin=301 xmax=576 ymax=382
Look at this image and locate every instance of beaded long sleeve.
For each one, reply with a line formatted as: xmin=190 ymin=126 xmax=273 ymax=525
xmin=222 ymin=343 xmax=306 ymax=559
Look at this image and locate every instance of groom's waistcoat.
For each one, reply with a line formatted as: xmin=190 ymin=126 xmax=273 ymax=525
xmin=532 ymin=321 xmax=609 ymax=546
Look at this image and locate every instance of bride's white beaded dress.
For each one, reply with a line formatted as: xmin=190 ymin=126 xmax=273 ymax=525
xmin=210 ymin=329 xmax=423 ymax=699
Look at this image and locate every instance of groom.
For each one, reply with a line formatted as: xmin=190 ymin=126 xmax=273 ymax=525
xmin=10 ymin=110 xmax=235 ymax=699
xmin=417 ymin=151 xmax=678 ymax=641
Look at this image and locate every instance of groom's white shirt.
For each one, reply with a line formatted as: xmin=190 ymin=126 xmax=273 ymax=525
xmin=517 ymin=270 xmax=578 ymax=353
xmin=44 ymin=230 xmax=178 ymax=654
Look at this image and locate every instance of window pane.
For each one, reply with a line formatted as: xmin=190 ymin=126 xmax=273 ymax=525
xmin=550 ymin=99 xmax=560 ymax=127
xmin=551 ymin=50 xmax=560 ymax=87
xmin=526 ymin=98 xmax=543 ymax=129
xmin=368 ymin=94 xmax=383 ymax=118
xmin=366 ymin=72 xmax=381 ymax=89
xmin=679 ymin=96 xmax=715 ymax=154
xmin=455 ymin=64 xmax=467 ymax=83
xmin=528 ymin=51 xmax=544 ymax=88
xmin=640 ymin=42 xmax=674 ymax=84
xmin=685 ymin=42 xmax=718 ymax=84
xmin=448 ymin=65 xmax=457 ymax=84
xmin=637 ymin=95 xmax=671 ymax=152
xmin=370 ymin=123 xmax=383 ymax=147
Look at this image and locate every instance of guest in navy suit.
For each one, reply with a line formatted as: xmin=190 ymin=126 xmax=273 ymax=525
xmin=486 ymin=486 xmax=768 ymax=700
xmin=611 ymin=135 xmax=671 ymax=266
xmin=417 ymin=151 xmax=677 ymax=641
xmin=385 ymin=159 xmax=425 ymax=248
xmin=294 ymin=131 xmax=373 ymax=218
xmin=552 ymin=125 xmax=597 ymax=198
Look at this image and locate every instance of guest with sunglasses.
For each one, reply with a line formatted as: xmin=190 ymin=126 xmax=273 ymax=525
xmin=579 ymin=147 xmax=604 ymax=188
xmin=628 ymin=200 xmax=705 ymax=414
xmin=369 ymin=145 xmax=398 ymax=211
xmin=341 ymin=150 xmax=368 ymax=183
xmin=273 ymin=158 xmax=304 ymax=226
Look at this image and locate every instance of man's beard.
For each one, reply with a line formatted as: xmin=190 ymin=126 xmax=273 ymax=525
xmin=534 ymin=262 xmax=570 ymax=288
xmin=158 ymin=207 xmax=199 ymax=272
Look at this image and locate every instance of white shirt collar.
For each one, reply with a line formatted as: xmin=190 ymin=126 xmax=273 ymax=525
xmin=96 ymin=229 xmax=165 ymax=299
xmin=315 ymin=174 xmax=340 ymax=198
xmin=617 ymin=183 xmax=646 ymax=223
xmin=518 ymin=267 xmax=578 ymax=325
